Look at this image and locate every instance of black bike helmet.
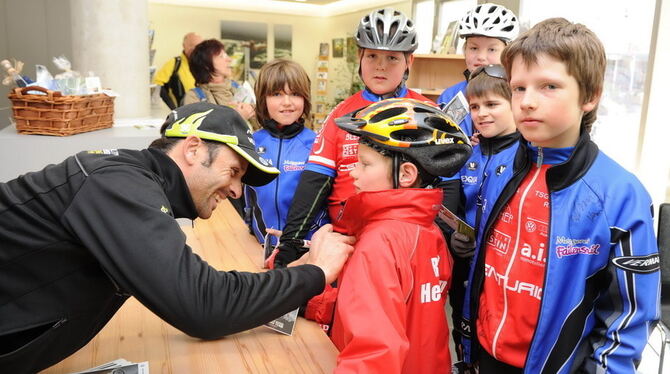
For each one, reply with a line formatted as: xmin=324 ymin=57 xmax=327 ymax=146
xmin=336 ymin=98 xmax=472 ymax=187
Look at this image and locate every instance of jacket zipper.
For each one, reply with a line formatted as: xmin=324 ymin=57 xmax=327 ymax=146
xmin=274 ymin=135 xmax=284 ymax=238
xmin=524 ymin=147 xmax=551 ymax=373
xmin=470 ymin=148 xmax=530 ymax=360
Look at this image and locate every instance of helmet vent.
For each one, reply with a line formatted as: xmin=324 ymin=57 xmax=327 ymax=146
xmin=371 ymin=107 xmax=406 ymax=123
xmin=425 ymin=117 xmax=451 ymax=133
xmin=488 ymin=6 xmax=497 ymax=14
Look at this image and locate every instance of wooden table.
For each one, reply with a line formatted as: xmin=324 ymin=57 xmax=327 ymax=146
xmin=41 ymin=201 xmax=337 ymax=373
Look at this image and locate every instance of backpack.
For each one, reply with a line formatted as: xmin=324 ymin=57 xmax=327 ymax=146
xmin=162 ymin=56 xmax=185 ymax=109
xmin=192 ymin=86 xmax=207 ymax=102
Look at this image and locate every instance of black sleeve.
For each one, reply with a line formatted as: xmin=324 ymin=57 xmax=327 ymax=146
xmin=275 ymin=170 xmax=333 ymax=267
xmin=160 ymin=85 xmax=177 ymax=110
xmin=61 ymin=167 xmax=325 ymax=340
xmin=433 ymin=178 xmax=462 ymax=239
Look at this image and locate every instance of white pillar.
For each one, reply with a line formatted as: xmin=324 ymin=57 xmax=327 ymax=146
xmin=70 ymin=0 xmax=150 ymax=118
xmin=636 ymin=0 xmax=670 ymax=213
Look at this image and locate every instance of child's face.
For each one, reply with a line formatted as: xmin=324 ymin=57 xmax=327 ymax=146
xmin=509 ymin=53 xmax=597 ymax=148
xmin=359 ymin=49 xmax=413 ymax=95
xmin=266 ymin=83 xmax=304 ymax=127
xmin=464 ymin=36 xmax=506 ymax=73
xmin=469 ymin=93 xmax=516 ymax=139
xmin=350 ymin=143 xmax=393 ymax=193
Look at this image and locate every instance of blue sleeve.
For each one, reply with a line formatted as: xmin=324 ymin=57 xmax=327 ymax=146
xmin=586 ymin=184 xmax=660 ymax=373
xmin=305 ymin=163 xmax=337 ymax=178
xmin=437 ymin=81 xmax=467 ymax=106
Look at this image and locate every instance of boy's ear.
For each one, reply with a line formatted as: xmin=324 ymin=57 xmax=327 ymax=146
xmin=406 ymin=54 xmax=415 ymax=69
xmin=398 ymin=161 xmax=419 ymax=188
xmin=582 ymin=89 xmax=602 ymax=113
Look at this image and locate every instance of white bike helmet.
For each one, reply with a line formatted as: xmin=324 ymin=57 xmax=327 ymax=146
xmin=355 ymin=8 xmax=418 ymax=52
xmin=459 ymin=3 xmax=519 ymax=43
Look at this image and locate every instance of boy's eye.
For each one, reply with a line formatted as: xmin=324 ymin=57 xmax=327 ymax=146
xmin=545 ymin=84 xmax=557 ymax=90
xmin=469 ymin=104 xmax=479 ymax=111
xmin=512 ymin=86 xmax=525 ymax=92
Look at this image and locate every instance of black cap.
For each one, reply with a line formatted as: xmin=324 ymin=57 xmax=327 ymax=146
xmin=163 ymin=102 xmax=279 ymax=186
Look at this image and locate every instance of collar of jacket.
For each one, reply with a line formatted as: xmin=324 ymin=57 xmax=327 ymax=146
xmin=514 ymin=129 xmax=599 ymax=192
xmin=336 ymin=188 xmax=442 ymax=236
xmin=262 ymin=119 xmax=304 ymax=139
xmin=478 ymin=131 xmax=521 ymax=156
xmin=147 ymin=148 xmax=198 ymax=219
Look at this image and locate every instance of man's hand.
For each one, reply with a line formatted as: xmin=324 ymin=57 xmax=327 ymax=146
xmin=233 ymin=102 xmax=255 ymax=120
xmin=470 ymin=132 xmax=481 ymax=147
xmin=450 ymin=232 xmax=476 ymax=258
xmin=303 ymin=224 xmax=355 ymax=284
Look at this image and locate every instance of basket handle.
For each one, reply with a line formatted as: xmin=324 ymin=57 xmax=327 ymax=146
xmin=12 ymin=86 xmax=62 ymax=100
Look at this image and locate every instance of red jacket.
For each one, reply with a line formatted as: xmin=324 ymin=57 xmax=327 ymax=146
xmin=330 ymin=188 xmax=453 ymax=373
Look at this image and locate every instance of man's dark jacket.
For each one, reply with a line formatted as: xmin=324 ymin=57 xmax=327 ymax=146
xmin=0 ymin=148 xmax=325 ymax=373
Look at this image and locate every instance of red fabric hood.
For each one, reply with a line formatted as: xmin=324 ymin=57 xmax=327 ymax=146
xmin=335 ymin=188 xmax=442 ymax=236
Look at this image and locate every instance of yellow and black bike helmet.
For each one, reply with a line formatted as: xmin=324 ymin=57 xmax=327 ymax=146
xmin=335 ymin=98 xmax=472 ymax=186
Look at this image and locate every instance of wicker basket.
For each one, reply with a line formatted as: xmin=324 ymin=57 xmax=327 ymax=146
xmin=8 ymin=86 xmax=115 ymax=136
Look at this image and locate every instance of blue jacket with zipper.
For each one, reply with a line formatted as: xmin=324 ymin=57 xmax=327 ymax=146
xmin=462 ymin=131 xmax=660 ymax=373
xmin=458 ymin=131 xmax=521 ymax=228
xmin=245 ymin=120 xmax=328 ymax=247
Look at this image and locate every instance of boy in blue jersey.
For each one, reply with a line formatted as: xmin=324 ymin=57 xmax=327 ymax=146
xmin=436 ymin=3 xmax=519 ymax=139
xmin=447 ymin=64 xmax=520 ymax=363
xmin=462 ymin=18 xmax=660 ymax=373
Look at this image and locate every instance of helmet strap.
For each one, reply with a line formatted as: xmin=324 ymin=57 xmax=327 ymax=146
xmin=392 ymin=153 xmax=400 ymax=189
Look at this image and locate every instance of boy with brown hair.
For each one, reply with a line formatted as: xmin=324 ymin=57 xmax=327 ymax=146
xmin=461 ymin=18 xmax=660 ymax=373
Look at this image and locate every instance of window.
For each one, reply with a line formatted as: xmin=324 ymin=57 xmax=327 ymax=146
xmin=519 ymin=1 xmax=656 ymax=171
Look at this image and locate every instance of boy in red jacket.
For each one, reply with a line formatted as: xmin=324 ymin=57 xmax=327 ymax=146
xmin=329 ymin=98 xmax=472 ymax=373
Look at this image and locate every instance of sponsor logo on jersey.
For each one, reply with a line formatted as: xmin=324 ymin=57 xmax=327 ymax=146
xmin=611 ymin=254 xmax=660 ymax=273
xmin=87 ymin=149 xmax=119 ymax=155
xmin=467 ymin=161 xmax=478 ymax=171
xmin=342 ymin=143 xmax=358 ymax=157
xmin=556 ymin=243 xmax=600 ymax=258
xmin=283 ymin=160 xmax=306 ymax=172
xmin=338 ymin=163 xmax=356 ymax=172
xmin=484 ymin=264 xmax=543 ymax=300
xmin=496 ymin=164 xmax=507 ymax=176
xmin=487 ymin=229 xmax=511 ymax=255
xmin=520 ymin=242 xmax=547 ymax=265
xmin=461 ymin=175 xmax=478 ymax=184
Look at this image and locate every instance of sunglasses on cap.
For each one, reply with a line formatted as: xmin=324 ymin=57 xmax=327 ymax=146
xmin=469 ymin=64 xmax=507 ymax=81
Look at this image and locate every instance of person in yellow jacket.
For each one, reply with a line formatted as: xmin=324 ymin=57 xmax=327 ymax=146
xmin=154 ymin=32 xmax=203 ymax=109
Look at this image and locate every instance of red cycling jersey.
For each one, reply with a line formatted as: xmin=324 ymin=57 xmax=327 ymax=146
xmin=477 ymin=163 xmax=550 ymax=368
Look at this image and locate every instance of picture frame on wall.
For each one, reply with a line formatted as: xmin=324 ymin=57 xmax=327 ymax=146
xmin=440 ymin=20 xmax=459 ymax=54
xmin=346 ymin=36 xmax=357 ymax=63
xmin=316 ymin=71 xmax=328 ymax=80
xmin=316 ymin=79 xmax=327 ymax=94
xmin=315 ymin=102 xmax=326 ymax=114
xmin=319 ymin=43 xmax=329 ymax=58
xmin=332 ymin=38 xmax=344 ymax=58
xmin=317 ymin=60 xmax=328 ymax=71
